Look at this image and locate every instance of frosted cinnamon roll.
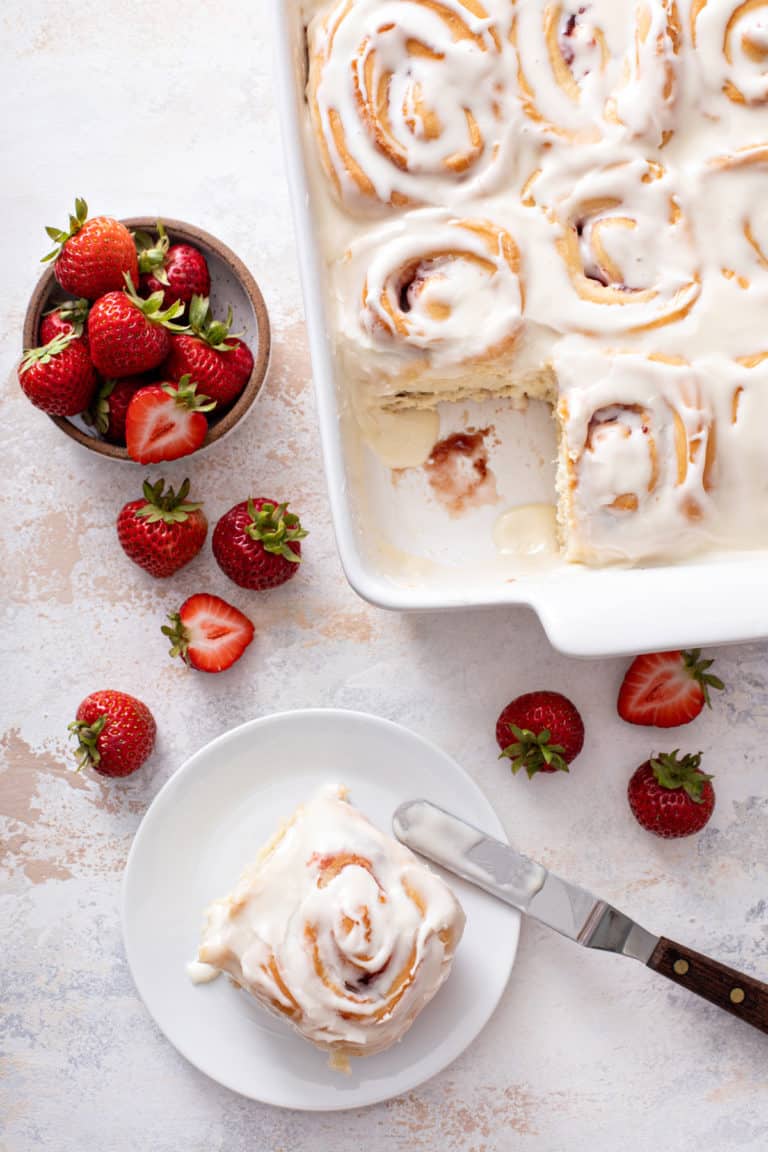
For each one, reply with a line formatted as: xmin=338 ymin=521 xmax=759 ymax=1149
xmin=512 ymin=1 xmax=681 ymax=147
xmin=197 ymin=786 xmax=465 ymax=1059
xmin=307 ymin=0 xmax=515 ymax=211
xmin=334 ymin=210 xmax=551 ymax=406
xmin=554 ymin=343 xmax=717 ymax=563
xmin=691 ymin=0 xmax=768 ymax=109
xmin=524 ymin=153 xmax=700 ymax=336
xmin=700 ymin=146 xmax=768 ymax=298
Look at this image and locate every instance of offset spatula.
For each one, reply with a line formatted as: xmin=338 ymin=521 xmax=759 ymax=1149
xmin=393 ymin=800 xmax=768 ymax=1035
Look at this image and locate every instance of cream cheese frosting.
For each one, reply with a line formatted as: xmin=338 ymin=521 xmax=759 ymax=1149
xmin=303 ymin=0 xmax=768 ymax=565
xmin=196 ymin=786 xmax=465 ymax=1058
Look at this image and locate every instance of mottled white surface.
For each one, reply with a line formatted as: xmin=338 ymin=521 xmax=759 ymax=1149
xmin=2 ymin=3 xmax=767 ymax=1149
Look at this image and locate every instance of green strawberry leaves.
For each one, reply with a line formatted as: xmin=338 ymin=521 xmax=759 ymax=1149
xmin=650 ymin=750 xmax=712 ymax=802
xmin=135 ymin=477 xmax=204 ymax=525
xmin=20 ymin=332 xmax=76 ymax=373
xmin=123 ymin=273 xmax=188 ymax=330
xmin=245 ymin=499 xmax=307 ymax=562
xmin=42 ymin=197 xmax=89 ymax=262
xmin=682 ymin=649 xmax=725 ymax=709
xmin=499 ymin=723 xmax=570 ymax=778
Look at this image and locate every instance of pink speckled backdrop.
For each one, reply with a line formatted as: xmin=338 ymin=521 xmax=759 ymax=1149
xmin=2 ymin=3 xmax=767 ymax=1148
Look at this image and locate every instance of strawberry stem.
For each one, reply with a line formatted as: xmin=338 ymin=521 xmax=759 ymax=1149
xmin=136 ymin=477 xmax=203 ymax=524
xmin=244 ymin=500 xmax=307 ymax=562
xmin=187 ymin=294 xmax=243 ymax=350
xmin=499 ymin=723 xmax=569 ymax=778
xmin=41 ymin=196 xmax=89 ymax=262
xmin=83 ymin=378 xmax=116 ymax=433
xmin=122 ymin=272 xmax=188 ymax=330
xmin=650 ymin=750 xmax=712 ymax=802
xmin=20 ymin=332 xmax=76 ymax=373
xmin=682 ymin=649 xmax=725 ymax=708
xmin=135 ymin=222 xmax=170 ymax=278
xmin=161 ymin=375 xmax=216 ymax=413
xmin=68 ymin=714 xmax=107 ymax=769
xmin=161 ymin=613 xmax=191 ymax=665
xmin=43 ymin=296 xmax=90 ymax=336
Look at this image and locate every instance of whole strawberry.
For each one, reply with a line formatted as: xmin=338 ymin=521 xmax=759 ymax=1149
xmin=84 ymin=376 xmax=146 ymax=444
xmin=628 ymin=751 xmax=714 ymax=838
xmin=42 ymin=198 xmax=138 ymax=300
xmin=213 ymin=498 xmax=307 ymax=590
xmin=135 ymin=223 xmax=211 ymax=308
xmin=117 ymin=477 xmax=208 ymax=578
xmin=69 ymin=689 xmax=156 ymax=778
xmin=618 ymin=649 xmax=724 ymax=728
xmin=40 ymin=297 xmax=90 ymax=346
xmin=164 ymin=294 xmax=254 ymax=408
xmin=18 ymin=333 xmax=97 ymax=416
xmin=496 ymin=691 xmax=584 ymax=777
xmin=88 ymin=273 xmax=186 ymax=378
xmin=125 ymin=377 xmax=215 ymax=463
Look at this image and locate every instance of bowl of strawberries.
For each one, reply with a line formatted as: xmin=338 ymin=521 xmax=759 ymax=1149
xmin=20 ymin=200 xmax=271 ymax=463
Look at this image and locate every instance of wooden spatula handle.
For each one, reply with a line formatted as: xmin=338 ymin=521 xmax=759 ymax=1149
xmin=648 ymin=937 xmax=768 ymax=1034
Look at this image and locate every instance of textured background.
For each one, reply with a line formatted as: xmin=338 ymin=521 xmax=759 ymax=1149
xmin=2 ymin=3 xmax=767 ymax=1149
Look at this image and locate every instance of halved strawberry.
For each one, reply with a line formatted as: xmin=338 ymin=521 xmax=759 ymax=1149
xmin=162 ymin=593 xmax=254 ymax=673
xmin=617 ymin=649 xmax=724 ymax=728
xmin=125 ymin=375 xmax=215 ymax=463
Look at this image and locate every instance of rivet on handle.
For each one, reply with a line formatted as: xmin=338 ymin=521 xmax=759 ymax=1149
xmin=673 ymin=958 xmax=689 ymax=976
xmin=730 ymin=987 xmax=746 ymax=1005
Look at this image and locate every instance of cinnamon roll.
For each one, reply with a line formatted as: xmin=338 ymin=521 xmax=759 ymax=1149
xmin=196 ymin=786 xmax=465 ymax=1059
xmin=554 ymin=343 xmax=717 ymax=563
xmin=307 ymin=0 xmax=515 ymax=211
xmin=524 ymin=153 xmax=700 ymax=336
xmin=335 ymin=210 xmax=552 ymax=406
xmin=691 ymin=0 xmax=768 ymax=109
xmin=512 ymin=1 xmax=682 ymax=147
xmin=701 ymin=145 xmax=768 ymax=297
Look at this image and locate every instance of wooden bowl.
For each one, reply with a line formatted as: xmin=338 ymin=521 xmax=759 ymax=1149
xmin=22 ymin=217 xmax=271 ymax=461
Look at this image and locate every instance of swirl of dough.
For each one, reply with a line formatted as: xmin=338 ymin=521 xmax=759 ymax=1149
xmin=512 ymin=0 xmax=681 ymax=146
xmin=524 ymin=153 xmax=700 ymax=335
xmin=307 ymin=0 xmax=515 ymax=211
xmin=357 ymin=213 xmax=523 ymax=366
xmin=198 ymin=787 xmax=465 ymax=1057
xmin=555 ymin=344 xmax=717 ymax=562
xmin=702 ymin=145 xmax=768 ymax=294
xmin=691 ymin=0 xmax=768 ymax=107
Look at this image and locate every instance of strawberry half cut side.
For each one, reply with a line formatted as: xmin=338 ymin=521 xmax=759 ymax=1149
xmin=162 ymin=593 xmax=254 ymax=673
xmin=618 ymin=649 xmax=725 ymax=728
xmin=125 ymin=376 xmax=215 ymax=463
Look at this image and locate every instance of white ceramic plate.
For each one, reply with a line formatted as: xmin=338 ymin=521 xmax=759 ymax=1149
xmin=122 ymin=709 xmax=519 ymax=1110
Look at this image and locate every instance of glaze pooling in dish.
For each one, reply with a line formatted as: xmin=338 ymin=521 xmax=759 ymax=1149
xmin=196 ymin=785 xmax=465 ymax=1059
xmin=304 ymin=0 xmax=768 ymax=565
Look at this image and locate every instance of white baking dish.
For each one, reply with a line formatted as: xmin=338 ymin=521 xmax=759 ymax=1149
xmin=270 ymin=0 xmax=768 ymax=657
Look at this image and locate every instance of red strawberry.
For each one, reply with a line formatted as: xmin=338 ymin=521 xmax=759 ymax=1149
xmin=117 ymin=477 xmax=207 ymax=578
xmin=164 ymin=295 xmax=254 ymax=408
xmin=18 ymin=333 xmax=97 ymax=416
xmin=212 ymin=498 xmax=307 ymax=590
xmin=135 ymin=223 xmax=211 ymax=308
xmin=84 ymin=376 xmax=146 ymax=444
xmin=162 ymin=593 xmax=254 ymax=673
xmin=42 ymin=198 xmax=138 ymax=300
xmin=69 ymin=689 xmax=156 ymax=778
xmin=88 ymin=274 xmax=186 ymax=378
xmin=125 ymin=376 xmax=215 ymax=463
xmin=496 ymin=691 xmax=584 ymax=777
xmin=40 ymin=297 xmax=90 ymax=346
xmin=627 ymin=751 xmax=714 ymax=838
xmin=618 ymin=649 xmax=724 ymax=728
